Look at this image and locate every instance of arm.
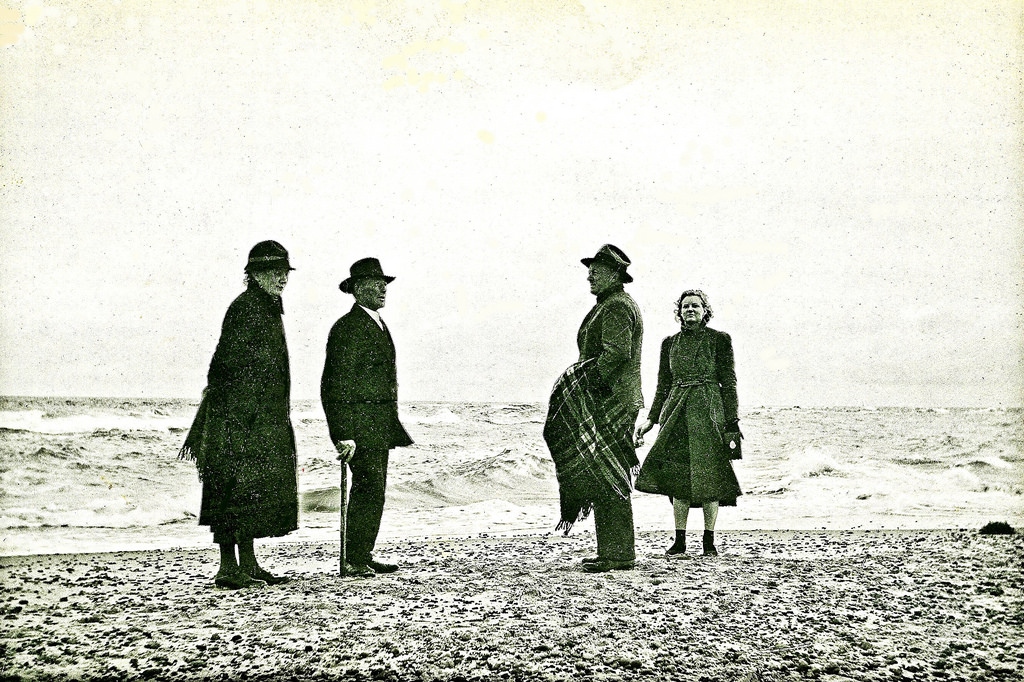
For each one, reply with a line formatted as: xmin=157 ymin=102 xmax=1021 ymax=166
xmin=636 ymin=336 xmax=673 ymax=444
xmin=592 ymin=301 xmax=636 ymax=391
xmin=321 ymin=318 xmax=360 ymax=443
xmin=716 ymin=331 xmax=739 ymax=428
xmin=207 ymin=297 xmax=263 ymax=428
xmin=207 ymin=299 xmax=258 ymax=386
xmin=647 ymin=336 xmax=674 ymax=423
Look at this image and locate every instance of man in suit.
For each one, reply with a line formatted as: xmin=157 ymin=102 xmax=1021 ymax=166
xmin=321 ymin=257 xmax=413 ymax=576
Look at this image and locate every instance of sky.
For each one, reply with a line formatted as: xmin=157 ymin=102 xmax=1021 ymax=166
xmin=1 ymin=0 xmax=1021 ymax=408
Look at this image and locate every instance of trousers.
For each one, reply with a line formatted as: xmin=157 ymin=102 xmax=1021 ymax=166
xmin=346 ymin=446 xmax=389 ymax=564
xmin=593 ymin=492 xmax=636 ymax=561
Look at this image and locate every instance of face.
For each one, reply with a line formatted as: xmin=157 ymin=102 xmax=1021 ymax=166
xmin=252 ymin=267 xmax=289 ymax=297
xmin=679 ymin=295 xmax=706 ymax=327
xmin=587 ymin=262 xmax=620 ymax=296
xmin=354 ymin=277 xmax=388 ymax=310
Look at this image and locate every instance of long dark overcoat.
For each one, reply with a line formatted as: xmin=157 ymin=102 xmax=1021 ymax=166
xmin=185 ymin=282 xmax=298 ymax=541
xmin=320 ymin=304 xmax=413 ymax=451
xmin=576 ymin=287 xmax=644 ymax=414
xmin=636 ymin=325 xmax=742 ymax=506
xmin=574 ymin=286 xmax=644 ymax=482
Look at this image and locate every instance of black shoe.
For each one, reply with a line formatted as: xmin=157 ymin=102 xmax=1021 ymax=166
xmin=365 ymin=558 xmax=398 ymax=574
xmin=214 ymin=570 xmax=265 ymax=589
xmin=341 ymin=562 xmax=376 ymax=578
xmin=666 ymin=541 xmax=688 ymax=556
xmin=247 ymin=566 xmax=291 ymax=585
xmin=581 ymin=556 xmax=602 ymax=565
xmin=583 ymin=559 xmax=635 ymax=573
xmin=703 ymin=530 xmax=718 ymax=556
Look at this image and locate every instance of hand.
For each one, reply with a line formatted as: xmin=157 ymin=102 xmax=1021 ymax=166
xmin=634 ymin=420 xmax=654 ymax=447
xmin=723 ymin=431 xmax=742 ymax=459
xmin=334 ymin=439 xmax=357 ymax=462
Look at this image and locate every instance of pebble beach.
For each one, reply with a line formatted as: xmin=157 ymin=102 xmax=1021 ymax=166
xmin=2 ymin=529 xmax=1021 ymax=681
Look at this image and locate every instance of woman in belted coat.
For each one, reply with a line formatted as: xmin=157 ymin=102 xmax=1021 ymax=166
xmin=634 ymin=289 xmax=742 ymax=557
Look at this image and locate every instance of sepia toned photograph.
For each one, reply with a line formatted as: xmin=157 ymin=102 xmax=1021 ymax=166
xmin=1 ymin=1 xmax=1021 ymax=680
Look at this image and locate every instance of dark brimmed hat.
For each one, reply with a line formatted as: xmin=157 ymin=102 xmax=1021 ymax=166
xmin=581 ymin=244 xmax=633 ymax=283
xmin=339 ymin=257 xmax=396 ymax=294
xmin=245 ymin=240 xmax=295 ymax=272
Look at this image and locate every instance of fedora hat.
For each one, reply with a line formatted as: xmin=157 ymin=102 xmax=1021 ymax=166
xmin=581 ymin=244 xmax=633 ymax=283
xmin=245 ymin=240 xmax=295 ymax=272
xmin=339 ymin=257 xmax=396 ymax=294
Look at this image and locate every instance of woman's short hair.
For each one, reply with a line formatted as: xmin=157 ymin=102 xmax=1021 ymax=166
xmin=674 ymin=289 xmax=713 ymax=325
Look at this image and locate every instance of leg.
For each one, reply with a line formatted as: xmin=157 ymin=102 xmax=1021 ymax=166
xmin=673 ymin=498 xmax=691 ymax=530
xmin=346 ymin=447 xmax=389 ymax=566
xmin=702 ymin=501 xmax=719 ymax=530
xmin=217 ymin=542 xmax=238 ymax=575
xmin=667 ymin=499 xmax=690 ymax=555
xmin=212 ymin=537 xmax=259 ymax=589
xmin=593 ymin=494 xmax=636 ymax=563
xmin=702 ymin=501 xmax=720 ymax=556
xmin=237 ymin=536 xmax=290 ymax=585
xmin=237 ymin=536 xmax=257 ymax=572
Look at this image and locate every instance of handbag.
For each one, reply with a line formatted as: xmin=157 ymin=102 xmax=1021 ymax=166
xmin=723 ymin=431 xmax=742 ymax=460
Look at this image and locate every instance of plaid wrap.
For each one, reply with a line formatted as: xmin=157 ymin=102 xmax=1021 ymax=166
xmin=543 ymin=360 xmax=639 ymax=533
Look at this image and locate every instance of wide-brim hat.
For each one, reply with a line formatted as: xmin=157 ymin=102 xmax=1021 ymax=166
xmin=581 ymin=243 xmax=633 ymax=283
xmin=245 ymin=240 xmax=295 ymax=272
xmin=339 ymin=257 xmax=396 ymax=294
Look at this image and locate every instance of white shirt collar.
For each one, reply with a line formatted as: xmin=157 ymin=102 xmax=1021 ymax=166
xmin=359 ymin=305 xmax=384 ymax=329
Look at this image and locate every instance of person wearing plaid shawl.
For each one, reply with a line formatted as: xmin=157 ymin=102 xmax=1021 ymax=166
xmin=544 ymin=245 xmax=644 ymax=573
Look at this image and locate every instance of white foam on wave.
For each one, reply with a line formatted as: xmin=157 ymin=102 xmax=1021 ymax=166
xmin=479 ymin=404 xmax=545 ymax=425
xmin=964 ymin=456 xmax=1012 ymax=470
xmin=402 ymin=408 xmax=461 ymax=425
xmin=790 ymin=447 xmax=846 ymax=479
xmin=4 ymin=502 xmax=196 ymax=529
xmin=0 ymin=409 xmax=191 ymax=434
xmin=939 ymin=467 xmax=992 ymax=493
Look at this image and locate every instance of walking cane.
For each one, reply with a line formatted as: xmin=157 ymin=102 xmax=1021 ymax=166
xmin=340 ymin=458 xmax=349 ymax=576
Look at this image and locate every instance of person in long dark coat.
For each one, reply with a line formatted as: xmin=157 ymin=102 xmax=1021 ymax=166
xmin=544 ymin=244 xmax=644 ymax=573
xmin=634 ymin=289 xmax=742 ymax=557
xmin=179 ymin=240 xmax=298 ymax=589
xmin=321 ymin=257 xmax=413 ymax=577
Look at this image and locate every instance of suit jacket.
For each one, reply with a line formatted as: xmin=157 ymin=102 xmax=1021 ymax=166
xmin=320 ymin=304 xmax=413 ymax=451
xmin=577 ymin=286 xmax=644 ymax=412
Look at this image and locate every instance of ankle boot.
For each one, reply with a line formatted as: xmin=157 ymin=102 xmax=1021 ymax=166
xmin=666 ymin=530 xmax=687 ymax=555
xmin=703 ymin=530 xmax=718 ymax=556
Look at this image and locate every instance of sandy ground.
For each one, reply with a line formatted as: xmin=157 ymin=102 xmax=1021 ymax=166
xmin=1 ymin=529 xmax=1021 ymax=682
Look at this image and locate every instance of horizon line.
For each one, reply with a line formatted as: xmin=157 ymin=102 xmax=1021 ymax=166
xmin=0 ymin=394 xmax=1020 ymax=411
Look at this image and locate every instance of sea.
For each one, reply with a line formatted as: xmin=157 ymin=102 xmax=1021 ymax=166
xmin=1 ymin=397 xmax=1021 ymax=556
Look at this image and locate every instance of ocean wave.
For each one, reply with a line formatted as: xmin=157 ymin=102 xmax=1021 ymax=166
xmin=790 ymin=447 xmax=847 ymax=478
xmin=961 ymin=457 xmax=1012 ymax=470
xmin=0 ymin=507 xmax=197 ymax=530
xmin=403 ymin=408 xmax=462 ymax=425
xmin=478 ymin=404 xmax=545 ymax=425
xmin=748 ymin=486 xmax=789 ymax=496
xmin=892 ymin=456 xmax=944 ymax=466
xmin=389 ymin=448 xmax=556 ymax=508
xmin=29 ymin=444 xmax=84 ymax=460
xmin=938 ymin=467 xmax=991 ymax=493
xmin=0 ymin=409 xmax=191 ymax=435
xmin=300 ymin=487 xmax=341 ymax=513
